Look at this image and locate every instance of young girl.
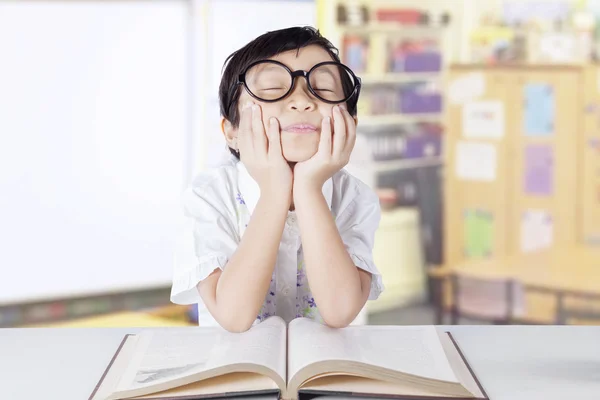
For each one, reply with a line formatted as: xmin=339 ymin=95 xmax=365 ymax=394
xmin=171 ymin=26 xmax=383 ymax=332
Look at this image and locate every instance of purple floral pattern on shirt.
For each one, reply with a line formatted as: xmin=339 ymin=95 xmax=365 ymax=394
xmin=295 ymin=255 xmax=322 ymax=322
xmin=236 ymin=192 xmax=246 ymax=205
xmin=234 ymin=190 xmax=322 ymax=324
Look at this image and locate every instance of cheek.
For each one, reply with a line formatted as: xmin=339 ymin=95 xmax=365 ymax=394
xmin=258 ymin=104 xmax=280 ymax=127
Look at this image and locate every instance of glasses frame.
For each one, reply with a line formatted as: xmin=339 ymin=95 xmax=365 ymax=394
xmin=237 ymin=60 xmax=362 ymax=104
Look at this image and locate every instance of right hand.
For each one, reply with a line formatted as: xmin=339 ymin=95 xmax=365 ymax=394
xmin=238 ymin=102 xmax=293 ymax=201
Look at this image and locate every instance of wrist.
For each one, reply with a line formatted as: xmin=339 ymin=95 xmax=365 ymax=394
xmin=259 ymin=187 xmax=292 ymax=208
xmin=293 ymin=175 xmax=324 ymax=192
xmin=293 ymin=181 xmax=323 ymax=203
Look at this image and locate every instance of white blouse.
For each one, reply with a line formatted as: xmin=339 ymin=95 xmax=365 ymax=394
xmin=170 ymin=156 xmax=384 ymax=326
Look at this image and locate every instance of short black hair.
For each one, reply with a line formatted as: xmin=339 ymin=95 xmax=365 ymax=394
xmin=219 ymin=26 xmax=358 ymax=159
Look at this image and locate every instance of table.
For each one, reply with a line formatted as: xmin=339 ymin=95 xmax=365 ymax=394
xmin=1 ymin=325 xmax=599 ymax=400
xmin=429 ymin=246 xmax=600 ymax=324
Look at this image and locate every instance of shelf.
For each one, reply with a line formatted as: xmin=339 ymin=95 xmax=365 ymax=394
xmin=360 ymin=72 xmax=442 ymax=85
xmin=373 ymin=157 xmax=443 ymax=172
xmin=359 ymin=113 xmax=442 ymax=126
xmin=339 ymin=24 xmax=443 ymax=36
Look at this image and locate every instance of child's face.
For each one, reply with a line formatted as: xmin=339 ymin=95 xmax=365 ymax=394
xmin=233 ymin=45 xmax=356 ymax=163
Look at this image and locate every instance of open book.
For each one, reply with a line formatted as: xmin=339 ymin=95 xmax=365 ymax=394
xmin=89 ymin=316 xmax=488 ymax=400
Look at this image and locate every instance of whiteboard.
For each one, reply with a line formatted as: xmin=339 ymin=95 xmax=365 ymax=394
xmin=0 ymin=1 xmax=189 ymax=304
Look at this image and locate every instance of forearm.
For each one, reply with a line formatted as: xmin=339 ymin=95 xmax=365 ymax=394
xmin=203 ymin=193 xmax=289 ymax=331
xmin=294 ymin=184 xmax=365 ymax=327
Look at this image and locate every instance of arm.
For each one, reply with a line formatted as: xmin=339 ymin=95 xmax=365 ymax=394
xmin=199 ymin=103 xmax=293 ymax=332
xmin=198 ymin=192 xmax=289 ymax=332
xmin=293 ymin=105 xmax=371 ymax=328
xmin=294 ymin=184 xmax=371 ymax=328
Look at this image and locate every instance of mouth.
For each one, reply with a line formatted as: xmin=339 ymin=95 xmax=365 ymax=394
xmin=281 ymin=123 xmax=319 ymax=134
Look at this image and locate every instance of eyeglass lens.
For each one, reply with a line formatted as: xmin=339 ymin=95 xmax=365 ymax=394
xmin=244 ymin=62 xmax=356 ymax=103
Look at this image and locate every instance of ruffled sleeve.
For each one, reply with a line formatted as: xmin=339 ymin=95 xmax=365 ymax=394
xmin=335 ymin=185 xmax=384 ymax=300
xmin=170 ymin=184 xmax=239 ymax=305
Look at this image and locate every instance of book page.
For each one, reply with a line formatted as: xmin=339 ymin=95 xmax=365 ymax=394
xmin=288 ymin=318 xmax=458 ymax=385
xmin=437 ymin=330 xmax=485 ymax=398
xmin=116 ymin=316 xmax=286 ymax=393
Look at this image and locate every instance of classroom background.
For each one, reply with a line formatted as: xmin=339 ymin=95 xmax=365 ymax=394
xmin=1 ymin=0 xmax=600 ymax=328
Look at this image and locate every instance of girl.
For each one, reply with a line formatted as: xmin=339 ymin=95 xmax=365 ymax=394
xmin=171 ymin=26 xmax=383 ymax=332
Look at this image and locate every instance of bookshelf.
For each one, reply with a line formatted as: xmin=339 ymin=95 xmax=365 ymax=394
xmin=338 ymin=24 xmax=444 ymax=36
xmin=318 ymin=1 xmax=447 ymax=177
xmin=317 ymin=1 xmax=451 ymax=311
xmin=373 ymin=156 xmax=443 ymax=173
xmin=359 ymin=113 xmax=442 ymax=126
xmin=360 ymin=72 xmax=441 ymax=84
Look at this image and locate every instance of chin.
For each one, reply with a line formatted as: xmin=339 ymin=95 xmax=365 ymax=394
xmin=281 ymin=133 xmax=319 ymax=162
xmin=282 ymin=146 xmax=317 ymax=162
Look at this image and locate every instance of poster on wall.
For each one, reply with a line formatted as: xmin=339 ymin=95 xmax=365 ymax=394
xmin=449 ymin=72 xmax=485 ymax=105
xmin=521 ymin=210 xmax=554 ymax=253
xmin=463 ymin=209 xmax=493 ymax=258
xmin=455 ymin=141 xmax=497 ymax=182
xmin=524 ymin=83 xmax=555 ymax=136
xmin=462 ymin=101 xmax=505 ymax=139
xmin=524 ymin=144 xmax=554 ymax=196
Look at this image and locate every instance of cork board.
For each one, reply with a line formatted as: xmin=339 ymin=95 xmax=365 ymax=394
xmin=581 ymin=65 xmax=600 ymax=245
xmin=445 ymin=68 xmax=510 ymax=265
xmin=508 ymin=69 xmax=580 ymax=254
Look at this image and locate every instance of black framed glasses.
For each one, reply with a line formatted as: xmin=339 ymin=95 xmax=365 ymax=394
xmin=237 ymin=60 xmax=361 ymax=104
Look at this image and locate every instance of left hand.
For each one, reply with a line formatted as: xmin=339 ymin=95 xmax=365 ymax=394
xmin=293 ymin=105 xmax=356 ymax=192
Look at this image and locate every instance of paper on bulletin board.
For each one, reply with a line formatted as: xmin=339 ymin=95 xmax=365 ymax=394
xmin=539 ymin=33 xmax=576 ymax=62
xmin=524 ymin=83 xmax=555 ymax=136
xmin=464 ymin=209 xmax=493 ymax=258
xmin=462 ymin=101 xmax=504 ymax=139
xmin=449 ymin=73 xmax=485 ymax=105
xmin=521 ymin=210 xmax=554 ymax=253
xmin=524 ymin=144 xmax=554 ymax=196
xmin=455 ymin=141 xmax=497 ymax=181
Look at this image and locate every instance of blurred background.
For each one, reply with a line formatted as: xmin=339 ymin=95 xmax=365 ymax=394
xmin=1 ymin=0 xmax=600 ymax=329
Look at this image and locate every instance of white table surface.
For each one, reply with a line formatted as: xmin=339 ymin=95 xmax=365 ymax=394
xmin=0 ymin=325 xmax=599 ymax=400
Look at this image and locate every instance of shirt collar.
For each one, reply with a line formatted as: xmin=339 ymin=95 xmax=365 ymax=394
xmin=236 ymin=161 xmax=334 ymax=214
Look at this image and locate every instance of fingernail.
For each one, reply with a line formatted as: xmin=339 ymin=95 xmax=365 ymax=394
xmin=252 ymin=104 xmax=258 ymax=111
xmin=243 ymin=101 xmax=253 ymax=110
xmin=270 ymin=117 xmax=277 ymax=126
xmin=324 ymin=117 xmax=331 ymax=123
xmin=339 ymin=104 xmax=346 ymax=111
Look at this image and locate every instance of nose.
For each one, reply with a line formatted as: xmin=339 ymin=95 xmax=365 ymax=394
xmin=287 ymin=78 xmax=316 ymax=112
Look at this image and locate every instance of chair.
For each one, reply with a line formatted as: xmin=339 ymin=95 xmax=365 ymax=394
xmin=449 ymin=273 xmax=524 ymax=324
xmin=559 ymin=291 xmax=600 ymax=325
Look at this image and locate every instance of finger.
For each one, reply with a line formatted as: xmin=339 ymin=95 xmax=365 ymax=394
xmin=238 ymin=102 xmax=254 ymax=154
xmin=332 ymin=105 xmax=347 ymax=157
xmin=341 ymin=106 xmax=357 ymax=153
xmin=251 ymin=104 xmax=268 ymax=157
xmin=267 ymin=117 xmax=283 ymax=158
xmin=319 ymin=116 xmax=332 ymax=155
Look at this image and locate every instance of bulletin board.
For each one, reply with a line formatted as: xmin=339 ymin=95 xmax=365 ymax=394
xmin=444 ymin=68 xmax=510 ymax=265
xmin=508 ymin=68 xmax=580 ymax=255
xmin=581 ymin=65 xmax=600 ymax=245
xmin=445 ymin=65 xmax=584 ymax=265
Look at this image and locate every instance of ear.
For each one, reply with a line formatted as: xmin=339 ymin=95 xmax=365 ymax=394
xmin=221 ymin=117 xmax=238 ymax=150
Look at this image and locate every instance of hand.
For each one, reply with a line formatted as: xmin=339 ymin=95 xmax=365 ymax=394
xmin=238 ymin=103 xmax=293 ymax=200
xmin=293 ymin=105 xmax=356 ymax=192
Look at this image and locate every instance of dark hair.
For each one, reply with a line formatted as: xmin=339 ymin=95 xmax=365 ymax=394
xmin=219 ymin=26 xmax=358 ymax=159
